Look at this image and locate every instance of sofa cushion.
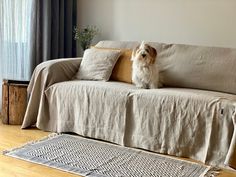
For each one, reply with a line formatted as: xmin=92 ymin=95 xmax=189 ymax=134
xmin=96 ymin=41 xmax=139 ymax=50
xmin=74 ymin=48 xmax=121 ymax=81
xmin=154 ymin=43 xmax=236 ymax=95
xmin=110 ymin=49 xmax=132 ymax=84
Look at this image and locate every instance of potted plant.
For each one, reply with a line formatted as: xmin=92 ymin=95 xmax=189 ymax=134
xmin=74 ymin=26 xmax=99 ymax=51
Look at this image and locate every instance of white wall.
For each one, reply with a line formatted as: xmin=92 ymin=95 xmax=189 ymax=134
xmin=77 ymin=0 xmax=236 ymax=48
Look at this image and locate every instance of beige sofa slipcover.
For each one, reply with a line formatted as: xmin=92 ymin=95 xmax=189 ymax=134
xmin=22 ymin=41 xmax=236 ymax=169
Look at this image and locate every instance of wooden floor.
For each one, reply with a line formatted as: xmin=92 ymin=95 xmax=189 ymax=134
xmin=0 ymin=120 xmax=236 ymax=177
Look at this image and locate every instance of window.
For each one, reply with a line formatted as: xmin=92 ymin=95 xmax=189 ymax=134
xmin=0 ymin=0 xmax=33 ymax=110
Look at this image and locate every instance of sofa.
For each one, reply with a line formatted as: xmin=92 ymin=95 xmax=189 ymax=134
xmin=22 ymin=41 xmax=236 ymax=169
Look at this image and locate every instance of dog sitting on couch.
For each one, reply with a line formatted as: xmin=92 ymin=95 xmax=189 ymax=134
xmin=131 ymin=42 xmax=161 ymax=89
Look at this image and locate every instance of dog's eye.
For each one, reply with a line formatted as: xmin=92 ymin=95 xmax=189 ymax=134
xmin=145 ymin=49 xmax=150 ymax=53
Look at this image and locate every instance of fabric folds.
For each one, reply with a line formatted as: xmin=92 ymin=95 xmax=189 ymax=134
xmin=21 ymin=58 xmax=81 ymax=128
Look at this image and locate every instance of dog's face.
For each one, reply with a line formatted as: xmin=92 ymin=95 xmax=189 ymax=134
xmin=131 ymin=42 xmax=157 ymax=65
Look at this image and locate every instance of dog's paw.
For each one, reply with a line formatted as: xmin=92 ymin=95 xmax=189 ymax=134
xmin=136 ymin=84 xmax=146 ymax=89
xmin=149 ymin=82 xmax=163 ymax=89
xmin=149 ymin=85 xmax=157 ymax=89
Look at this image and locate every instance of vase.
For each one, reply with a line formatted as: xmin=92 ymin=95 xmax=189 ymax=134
xmin=81 ymin=40 xmax=92 ymax=51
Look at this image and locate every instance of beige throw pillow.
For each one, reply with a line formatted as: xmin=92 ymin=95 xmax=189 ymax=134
xmin=74 ymin=48 xmax=121 ymax=81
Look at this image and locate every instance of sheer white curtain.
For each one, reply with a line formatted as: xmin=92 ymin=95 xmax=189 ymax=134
xmin=0 ymin=0 xmax=33 ymax=111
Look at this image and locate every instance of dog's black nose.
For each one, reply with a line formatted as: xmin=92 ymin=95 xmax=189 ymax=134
xmin=142 ymin=54 xmax=146 ymax=58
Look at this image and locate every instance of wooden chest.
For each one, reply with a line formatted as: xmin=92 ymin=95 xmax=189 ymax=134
xmin=2 ymin=79 xmax=29 ymax=125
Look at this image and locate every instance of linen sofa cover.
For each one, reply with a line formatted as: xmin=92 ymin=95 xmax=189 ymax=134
xmin=128 ymin=88 xmax=236 ymax=167
xmin=44 ymin=80 xmax=236 ymax=168
xmin=21 ymin=58 xmax=82 ymax=128
xmin=96 ymin=41 xmax=236 ymax=95
xmin=22 ymin=41 xmax=236 ymax=169
xmin=45 ymin=81 xmax=137 ymax=145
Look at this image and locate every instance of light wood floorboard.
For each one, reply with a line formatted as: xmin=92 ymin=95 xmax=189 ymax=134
xmin=0 ymin=119 xmax=235 ymax=177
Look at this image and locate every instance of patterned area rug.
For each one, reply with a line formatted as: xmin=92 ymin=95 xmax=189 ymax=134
xmin=3 ymin=134 xmax=214 ymax=177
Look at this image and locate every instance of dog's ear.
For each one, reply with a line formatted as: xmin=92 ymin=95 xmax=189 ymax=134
xmin=131 ymin=45 xmax=140 ymax=60
xmin=150 ymin=47 xmax=157 ymax=58
xmin=149 ymin=46 xmax=157 ymax=64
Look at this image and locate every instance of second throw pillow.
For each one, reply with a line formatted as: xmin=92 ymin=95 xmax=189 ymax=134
xmin=74 ymin=48 xmax=121 ymax=81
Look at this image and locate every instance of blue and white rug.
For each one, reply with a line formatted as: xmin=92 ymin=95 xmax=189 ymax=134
xmin=3 ymin=134 xmax=217 ymax=177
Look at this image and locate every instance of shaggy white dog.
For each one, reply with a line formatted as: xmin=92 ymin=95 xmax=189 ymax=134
xmin=131 ymin=42 xmax=160 ymax=89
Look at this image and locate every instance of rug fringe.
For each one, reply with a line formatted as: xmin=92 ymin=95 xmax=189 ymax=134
xmin=203 ymin=166 xmax=221 ymax=177
xmin=2 ymin=133 xmax=61 ymax=155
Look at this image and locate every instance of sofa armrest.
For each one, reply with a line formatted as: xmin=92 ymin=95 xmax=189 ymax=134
xmin=22 ymin=58 xmax=82 ymax=128
xmin=28 ymin=58 xmax=82 ymax=92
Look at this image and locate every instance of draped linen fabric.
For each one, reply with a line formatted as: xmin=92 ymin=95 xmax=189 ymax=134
xmin=0 ymin=0 xmax=33 ymax=111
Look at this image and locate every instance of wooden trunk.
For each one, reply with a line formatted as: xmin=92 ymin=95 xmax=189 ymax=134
xmin=2 ymin=80 xmax=29 ymax=125
xmin=2 ymin=83 xmax=9 ymax=124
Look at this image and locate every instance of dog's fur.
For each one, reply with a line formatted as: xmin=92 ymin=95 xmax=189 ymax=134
xmin=131 ymin=42 xmax=160 ymax=89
